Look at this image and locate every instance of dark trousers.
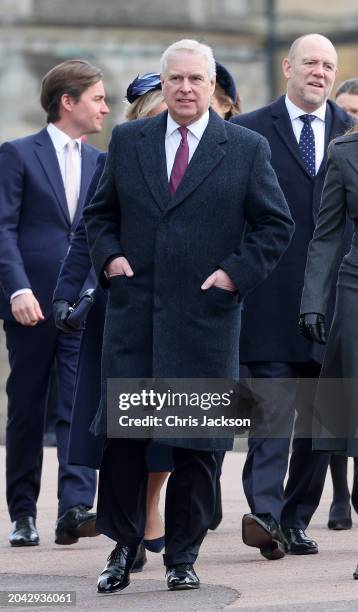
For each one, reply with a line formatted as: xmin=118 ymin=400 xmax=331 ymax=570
xmin=5 ymin=317 xmax=96 ymax=520
xmin=242 ymin=361 xmax=330 ymax=528
xmin=96 ymin=438 xmax=217 ymax=565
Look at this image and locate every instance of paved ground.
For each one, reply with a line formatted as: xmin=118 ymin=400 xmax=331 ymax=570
xmin=0 ymin=447 xmax=358 ymax=611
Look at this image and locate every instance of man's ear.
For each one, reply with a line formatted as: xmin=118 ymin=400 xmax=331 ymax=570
xmin=282 ymin=58 xmax=291 ymax=79
xmin=60 ymin=93 xmax=76 ymax=113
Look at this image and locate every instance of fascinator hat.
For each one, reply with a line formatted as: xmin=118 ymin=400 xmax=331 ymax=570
xmin=126 ymin=72 xmax=162 ymax=104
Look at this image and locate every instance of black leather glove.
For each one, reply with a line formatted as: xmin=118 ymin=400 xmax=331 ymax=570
xmin=53 ymin=299 xmax=75 ymax=333
xmin=299 ymin=313 xmax=327 ymax=345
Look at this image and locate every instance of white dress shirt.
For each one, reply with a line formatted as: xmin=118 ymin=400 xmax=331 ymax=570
xmin=10 ymin=124 xmax=82 ymax=302
xmin=285 ymin=94 xmax=326 ymax=174
xmin=165 ymin=110 xmax=209 ymax=180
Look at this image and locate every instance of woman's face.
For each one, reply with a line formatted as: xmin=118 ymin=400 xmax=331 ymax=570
xmin=147 ymin=101 xmax=168 ymax=117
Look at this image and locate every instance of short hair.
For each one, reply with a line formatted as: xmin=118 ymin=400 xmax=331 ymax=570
xmin=160 ymin=39 xmax=216 ymax=80
xmin=287 ymin=33 xmax=335 ymax=62
xmin=336 ymin=78 xmax=358 ymax=99
xmin=125 ymin=89 xmax=165 ymax=121
xmin=40 ymin=59 xmax=103 ymax=123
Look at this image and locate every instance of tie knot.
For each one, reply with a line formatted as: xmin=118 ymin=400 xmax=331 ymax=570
xmin=178 ymin=126 xmax=188 ymax=141
xmin=67 ymin=139 xmax=77 ymax=152
xmin=299 ymin=114 xmax=315 ymax=126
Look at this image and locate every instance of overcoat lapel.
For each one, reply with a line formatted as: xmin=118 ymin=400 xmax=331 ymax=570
xmin=34 ymin=128 xmax=71 ymax=225
xmin=271 ymin=97 xmax=312 ymax=178
xmin=136 ymin=112 xmax=171 ymax=212
xmin=166 ymin=111 xmax=227 ymax=213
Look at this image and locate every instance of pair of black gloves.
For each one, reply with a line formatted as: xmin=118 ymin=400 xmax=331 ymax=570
xmin=299 ymin=313 xmax=327 ymax=345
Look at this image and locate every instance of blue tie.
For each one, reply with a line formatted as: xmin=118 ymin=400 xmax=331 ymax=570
xmin=299 ymin=114 xmax=316 ymax=176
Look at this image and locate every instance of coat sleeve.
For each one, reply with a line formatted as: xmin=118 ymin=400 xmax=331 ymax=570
xmin=300 ymin=143 xmax=347 ymax=316
xmin=53 ymin=154 xmax=106 ymax=302
xmin=219 ymin=135 xmax=295 ymax=299
xmin=84 ymin=128 xmax=123 ymax=288
xmin=0 ymin=142 xmax=32 ymax=298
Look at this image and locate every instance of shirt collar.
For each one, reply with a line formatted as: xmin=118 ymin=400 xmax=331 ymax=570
xmin=285 ymin=94 xmax=326 ymax=123
xmin=47 ymin=123 xmax=82 ymax=153
xmin=166 ymin=110 xmax=210 ymax=140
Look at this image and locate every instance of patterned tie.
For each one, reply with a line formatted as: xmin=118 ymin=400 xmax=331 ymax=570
xmin=298 ymin=114 xmax=316 ymax=176
xmin=64 ymin=140 xmax=78 ymax=222
xmin=169 ymin=127 xmax=189 ymax=195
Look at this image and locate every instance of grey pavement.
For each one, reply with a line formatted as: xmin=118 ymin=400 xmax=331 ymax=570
xmin=0 ymin=447 xmax=358 ymax=611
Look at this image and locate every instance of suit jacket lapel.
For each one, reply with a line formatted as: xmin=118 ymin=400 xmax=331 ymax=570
xmin=34 ymin=128 xmax=70 ymax=225
xmin=166 ymin=110 xmax=227 ymax=213
xmin=271 ymin=97 xmax=311 ymax=177
xmin=136 ymin=112 xmax=170 ymax=212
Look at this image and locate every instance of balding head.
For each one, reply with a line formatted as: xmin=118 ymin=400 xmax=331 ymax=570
xmin=282 ymin=34 xmax=337 ymax=112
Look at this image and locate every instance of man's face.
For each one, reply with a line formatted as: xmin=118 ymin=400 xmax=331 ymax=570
xmin=282 ymin=36 xmax=337 ymax=112
xmin=336 ymin=92 xmax=358 ymax=118
xmin=161 ymin=50 xmax=215 ymax=126
xmin=66 ymin=80 xmax=109 ymax=135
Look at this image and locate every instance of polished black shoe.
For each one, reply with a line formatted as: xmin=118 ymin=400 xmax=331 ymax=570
xmin=328 ymin=501 xmax=352 ymax=530
xmin=131 ymin=543 xmax=147 ymax=573
xmin=55 ymin=505 xmax=98 ymax=545
xmin=9 ymin=517 xmax=39 ymax=547
xmin=242 ymin=513 xmax=285 ymax=560
xmin=353 ymin=564 xmax=358 ymax=579
xmin=281 ymin=527 xmax=318 ymax=555
xmin=166 ymin=564 xmax=200 ymax=590
xmin=97 ymin=543 xmax=139 ymax=593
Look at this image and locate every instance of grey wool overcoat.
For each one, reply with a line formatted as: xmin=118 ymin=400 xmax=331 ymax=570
xmin=84 ymin=109 xmax=294 ymax=450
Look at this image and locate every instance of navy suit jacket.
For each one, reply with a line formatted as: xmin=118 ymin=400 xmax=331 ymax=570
xmin=231 ymin=96 xmax=352 ymax=363
xmin=0 ymin=128 xmax=100 ymax=321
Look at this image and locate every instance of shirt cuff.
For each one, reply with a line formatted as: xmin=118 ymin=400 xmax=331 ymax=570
xmin=10 ymin=288 xmax=33 ymax=302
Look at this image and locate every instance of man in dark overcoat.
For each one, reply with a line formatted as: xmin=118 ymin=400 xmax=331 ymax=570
xmin=84 ymin=39 xmax=294 ymax=594
xmin=231 ymin=34 xmax=353 ymax=559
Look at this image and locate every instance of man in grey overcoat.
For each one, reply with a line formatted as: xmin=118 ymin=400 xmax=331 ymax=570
xmin=84 ymin=39 xmax=294 ymax=594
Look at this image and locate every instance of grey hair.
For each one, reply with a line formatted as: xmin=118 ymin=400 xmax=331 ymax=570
xmin=160 ymin=39 xmax=216 ymax=80
xmin=336 ymin=78 xmax=358 ymax=98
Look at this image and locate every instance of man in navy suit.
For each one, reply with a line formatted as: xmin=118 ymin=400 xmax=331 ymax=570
xmin=0 ymin=59 xmax=109 ymax=547
xmin=231 ymin=34 xmax=353 ymax=559
xmin=84 ymin=39 xmax=294 ymax=594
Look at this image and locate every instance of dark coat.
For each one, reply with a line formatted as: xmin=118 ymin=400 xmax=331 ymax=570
xmin=0 ymin=128 xmax=99 ymax=320
xmin=53 ymin=153 xmax=107 ymax=469
xmin=84 ymin=109 xmax=294 ymax=450
xmin=301 ymin=135 xmax=358 ymax=456
xmin=231 ymin=96 xmax=352 ymax=363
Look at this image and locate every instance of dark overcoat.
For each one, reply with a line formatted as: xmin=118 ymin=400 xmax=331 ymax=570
xmin=231 ymin=97 xmax=352 ymax=363
xmin=84 ymin=109 xmax=294 ymax=450
xmin=301 ymin=134 xmax=358 ymax=456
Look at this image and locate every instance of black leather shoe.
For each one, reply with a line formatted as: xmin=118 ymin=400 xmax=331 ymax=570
xmin=55 ymin=505 xmax=98 ymax=545
xmin=328 ymin=501 xmax=352 ymax=530
xmin=353 ymin=564 xmax=358 ymax=579
xmin=131 ymin=543 xmax=147 ymax=573
xmin=281 ymin=527 xmax=318 ymax=554
xmin=97 ymin=543 xmax=139 ymax=593
xmin=166 ymin=564 xmax=200 ymax=590
xmin=242 ymin=513 xmax=285 ymax=560
xmin=9 ymin=517 xmax=39 ymax=547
